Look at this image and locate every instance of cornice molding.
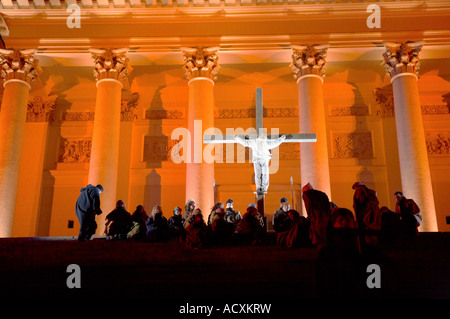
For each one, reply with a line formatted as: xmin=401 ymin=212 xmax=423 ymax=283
xmin=1 ymin=0 xmax=449 ymax=11
xmin=2 ymin=1 xmax=450 ymax=52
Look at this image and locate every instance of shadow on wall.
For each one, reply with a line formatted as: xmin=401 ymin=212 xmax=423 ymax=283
xmin=143 ymin=85 xmax=175 ymax=168
xmin=357 ymin=167 xmax=375 ymax=191
xmin=144 ymin=169 xmax=161 ymax=214
xmin=442 ymin=92 xmax=450 ymax=110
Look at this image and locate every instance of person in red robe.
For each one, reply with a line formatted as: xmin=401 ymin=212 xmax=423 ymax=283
xmin=352 ymin=182 xmax=381 ymax=244
xmin=276 ymin=209 xmax=311 ymax=248
xmin=302 ymin=183 xmax=331 ymax=247
xmin=185 ymin=208 xmax=209 ymax=249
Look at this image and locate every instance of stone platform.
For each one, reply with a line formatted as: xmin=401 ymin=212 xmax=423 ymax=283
xmin=1 ymin=232 xmax=449 ymax=304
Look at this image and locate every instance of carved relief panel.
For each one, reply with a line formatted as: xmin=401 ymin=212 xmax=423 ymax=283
xmin=331 ymin=131 xmax=374 ymax=159
xmin=426 ymin=131 xmax=450 ymax=156
xmin=26 ymin=96 xmax=56 ymax=122
xmin=58 ymin=139 xmax=92 ymax=163
xmin=143 ymin=136 xmax=180 ymax=163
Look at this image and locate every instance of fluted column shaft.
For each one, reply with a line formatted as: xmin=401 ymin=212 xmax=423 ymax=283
xmin=291 ymin=45 xmax=331 ymax=199
xmin=0 ymin=49 xmax=41 ymax=237
xmin=182 ymin=47 xmax=219 ymax=216
xmin=383 ymin=42 xmax=438 ymax=232
xmin=89 ymin=48 xmax=129 ymax=235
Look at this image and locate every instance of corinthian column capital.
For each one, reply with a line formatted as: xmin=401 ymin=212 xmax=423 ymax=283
xmin=181 ymin=47 xmax=220 ymax=82
xmin=0 ymin=49 xmax=42 ymax=87
xmin=90 ymin=48 xmax=129 ymax=85
xmin=290 ymin=44 xmax=328 ymax=81
xmin=382 ymin=41 xmax=423 ymax=79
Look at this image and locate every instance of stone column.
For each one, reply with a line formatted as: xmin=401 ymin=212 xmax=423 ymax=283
xmin=16 ymin=95 xmax=56 ymax=237
xmin=182 ymin=47 xmax=219 ymax=216
xmin=89 ymin=48 xmax=129 ymax=235
xmin=0 ymin=49 xmax=42 ymax=237
xmin=383 ymin=42 xmax=438 ymax=232
xmin=291 ymin=45 xmax=331 ymax=200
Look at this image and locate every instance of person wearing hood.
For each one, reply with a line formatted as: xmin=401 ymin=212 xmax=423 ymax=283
xmin=75 ymin=184 xmax=103 ymax=242
xmin=236 ymin=205 xmax=265 ymax=245
xmin=352 ymin=182 xmax=381 ymax=245
xmin=317 ymin=207 xmax=394 ymax=298
xmin=168 ymin=206 xmax=186 ymax=242
xmin=185 ymin=208 xmax=209 ymax=249
xmin=315 ymin=207 xmax=362 ymax=298
xmin=276 ymin=209 xmax=310 ymax=248
xmin=302 ymin=183 xmax=331 ymax=247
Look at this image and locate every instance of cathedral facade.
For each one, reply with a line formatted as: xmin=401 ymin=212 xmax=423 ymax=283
xmin=0 ymin=0 xmax=449 ymax=237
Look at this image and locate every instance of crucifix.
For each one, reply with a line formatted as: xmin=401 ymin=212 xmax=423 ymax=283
xmin=203 ymin=88 xmax=316 ymax=226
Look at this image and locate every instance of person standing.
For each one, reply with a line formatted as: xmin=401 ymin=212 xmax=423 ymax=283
xmin=394 ymin=191 xmax=421 ymax=240
xmin=302 ymin=183 xmax=331 ymax=248
xmin=75 ymin=184 xmax=103 ymax=242
xmin=352 ymin=182 xmax=381 ymax=245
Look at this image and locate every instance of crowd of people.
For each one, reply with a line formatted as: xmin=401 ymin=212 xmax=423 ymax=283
xmin=74 ymin=182 xmax=422 ymax=250
xmin=102 ymin=198 xmax=267 ymax=248
xmin=73 ymin=182 xmax=423 ymax=297
xmin=74 ymin=187 xmax=267 ymax=247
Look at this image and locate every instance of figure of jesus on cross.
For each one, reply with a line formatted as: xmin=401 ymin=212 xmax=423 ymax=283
xmin=204 ymin=88 xmax=316 ymax=217
xmin=233 ymin=131 xmax=286 ymax=194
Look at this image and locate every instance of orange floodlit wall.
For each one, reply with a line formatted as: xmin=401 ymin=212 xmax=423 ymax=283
xmin=0 ymin=1 xmax=449 ymax=237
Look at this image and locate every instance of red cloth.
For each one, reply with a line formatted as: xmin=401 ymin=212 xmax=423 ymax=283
xmin=302 ymin=189 xmax=331 ymax=245
xmin=276 ymin=215 xmax=310 ymax=248
xmin=352 ymin=183 xmax=381 ymax=231
xmin=395 ymin=198 xmax=421 ymax=229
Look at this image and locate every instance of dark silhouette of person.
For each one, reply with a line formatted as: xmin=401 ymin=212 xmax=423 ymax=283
xmin=210 ymin=204 xmax=235 ymax=246
xmin=380 ymin=206 xmax=401 ymax=245
xmin=128 ymin=205 xmax=149 ymax=239
xmin=146 ymin=205 xmax=169 ymax=242
xmin=316 ymin=208 xmax=399 ymax=298
xmin=168 ymin=206 xmax=186 ymax=242
xmin=302 ymin=183 xmax=331 ymax=248
xmin=104 ymin=200 xmax=133 ymax=240
xmin=224 ymin=199 xmax=242 ymax=229
xmin=272 ymin=197 xmax=292 ymax=233
xmin=394 ymin=191 xmax=421 ymax=241
xmin=75 ymin=184 xmax=103 ymax=242
xmin=185 ymin=208 xmax=209 ymax=249
xmin=330 ymin=201 xmax=339 ymax=214
xmin=352 ymin=182 xmax=382 ymax=245
xmin=316 ymin=208 xmax=363 ymax=298
xmin=236 ymin=205 xmax=265 ymax=245
xmin=277 ymin=209 xmax=311 ymax=248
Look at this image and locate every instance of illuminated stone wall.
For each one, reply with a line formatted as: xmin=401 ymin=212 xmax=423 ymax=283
xmin=0 ymin=1 xmax=449 ymax=236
